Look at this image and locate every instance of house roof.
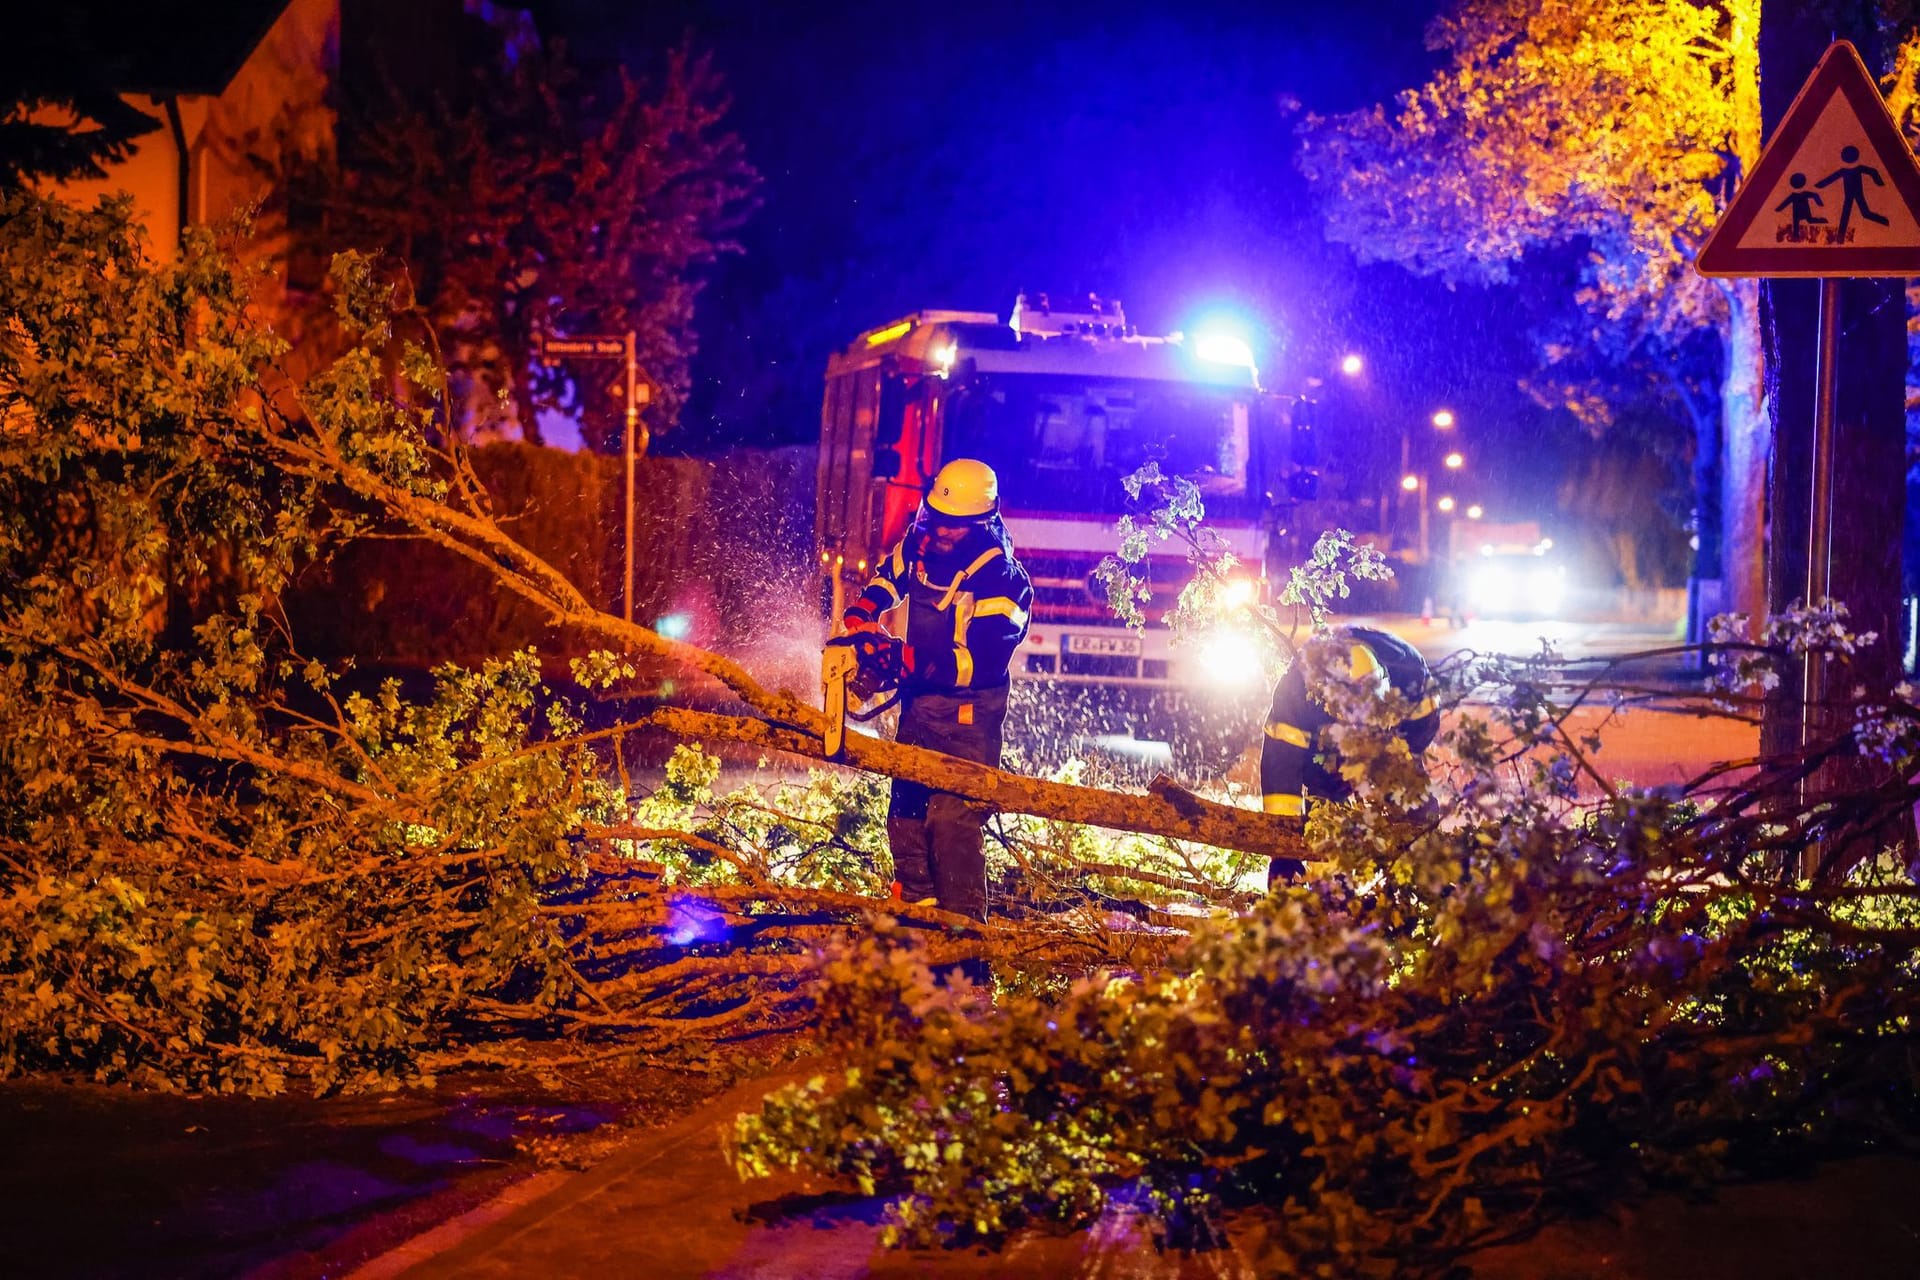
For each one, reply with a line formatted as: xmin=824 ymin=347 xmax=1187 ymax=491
xmin=63 ymin=1 xmax=295 ymax=98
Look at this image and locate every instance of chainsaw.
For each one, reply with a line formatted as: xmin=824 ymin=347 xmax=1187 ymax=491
xmin=821 ymin=631 xmax=906 ymax=759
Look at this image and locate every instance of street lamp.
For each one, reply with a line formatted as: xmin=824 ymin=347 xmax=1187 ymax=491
xmin=1437 ymin=495 xmax=1455 ymax=513
xmin=1401 ymin=473 xmax=1420 ymax=491
xmin=1431 ymin=409 xmax=1455 ymax=429
xmin=1444 ymin=451 xmax=1464 ymax=470
xmin=1467 ymin=504 xmax=1484 ymax=520
xmin=1340 ymin=352 xmax=1364 ymax=376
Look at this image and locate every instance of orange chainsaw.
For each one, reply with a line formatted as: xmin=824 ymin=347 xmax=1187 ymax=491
xmin=821 ymin=631 xmax=906 ymax=759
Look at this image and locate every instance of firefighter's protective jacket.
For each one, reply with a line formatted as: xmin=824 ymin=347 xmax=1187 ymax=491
xmin=1261 ymin=626 xmax=1438 ymax=818
xmin=843 ymin=516 xmax=1034 ymax=695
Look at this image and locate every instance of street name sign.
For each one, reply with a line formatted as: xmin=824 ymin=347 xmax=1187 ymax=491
xmin=1697 ymin=40 xmax=1920 ymax=278
xmin=539 ymin=334 xmax=627 ymax=359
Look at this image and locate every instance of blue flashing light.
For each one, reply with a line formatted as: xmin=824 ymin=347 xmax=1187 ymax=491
xmin=655 ymin=612 xmax=692 ymax=640
xmin=1194 ymin=332 xmax=1256 ymax=369
xmin=665 ymin=894 xmax=730 ymax=947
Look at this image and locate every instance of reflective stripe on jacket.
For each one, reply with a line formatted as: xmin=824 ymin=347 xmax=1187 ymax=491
xmin=842 ymin=520 xmax=1033 ymax=695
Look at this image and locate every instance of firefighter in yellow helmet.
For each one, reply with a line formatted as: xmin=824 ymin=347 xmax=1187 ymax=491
xmin=841 ymin=459 xmax=1034 ymax=919
xmin=1262 ymin=625 xmax=1439 ymax=887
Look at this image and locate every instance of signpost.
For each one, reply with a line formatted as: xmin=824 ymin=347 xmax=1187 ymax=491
xmin=536 ymin=331 xmax=653 ymax=623
xmin=1697 ymin=40 xmax=1920 ymax=806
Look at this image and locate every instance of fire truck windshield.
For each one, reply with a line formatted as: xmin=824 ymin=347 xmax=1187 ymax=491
xmin=944 ymin=376 xmax=1255 ymax=517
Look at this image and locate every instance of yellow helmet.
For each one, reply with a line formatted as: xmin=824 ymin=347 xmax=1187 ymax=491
xmin=925 ymin=458 xmax=999 ymax=519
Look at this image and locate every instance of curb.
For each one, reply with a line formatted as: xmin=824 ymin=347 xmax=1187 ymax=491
xmin=344 ymin=1064 xmax=823 ymax=1279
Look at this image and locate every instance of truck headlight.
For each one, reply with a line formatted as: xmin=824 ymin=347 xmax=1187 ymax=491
xmin=1194 ymin=333 xmax=1256 ymax=368
xmin=1197 ymin=630 xmax=1264 ymax=686
xmin=1470 ymin=565 xmax=1515 ymax=612
xmin=1527 ymin=566 xmax=1567 ymax=612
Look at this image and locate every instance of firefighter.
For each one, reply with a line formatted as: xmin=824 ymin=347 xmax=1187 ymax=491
xmin=842 ymin=458 xmax=1034 ymax=920
xmin=1261 ymin=625 xmax=1438 ymax=888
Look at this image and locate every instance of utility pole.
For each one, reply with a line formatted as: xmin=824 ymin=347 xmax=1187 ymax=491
xmin=1417 ymin=473 xmax=1430 ymax=565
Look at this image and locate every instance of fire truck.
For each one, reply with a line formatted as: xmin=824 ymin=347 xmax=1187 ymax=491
xmin=815 ymin=293 xmax=1317 ymax=776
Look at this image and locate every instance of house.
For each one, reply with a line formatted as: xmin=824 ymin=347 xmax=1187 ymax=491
xmin=36 ymin=1 xmax=519 ymax=308
xmin=37 ymin=0 xmax=336 ymax=302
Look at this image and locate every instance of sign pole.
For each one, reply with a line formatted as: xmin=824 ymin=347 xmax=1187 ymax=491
xmin=1798 ymin=279 xmax=1842 ymax=867
xmin=1803 ymin=278 xmax=1840 ymax=722
xmin=537 ymin=327 xmax=646 ymax=622
xmin=623 ymin=330 xmax=638 ymax=625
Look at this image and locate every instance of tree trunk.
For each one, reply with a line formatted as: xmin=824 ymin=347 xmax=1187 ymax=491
xmin=1759 ymin=3 xmax=1909 ymax=769
xmin=647 ymin=707 xmax=1306 ymax=863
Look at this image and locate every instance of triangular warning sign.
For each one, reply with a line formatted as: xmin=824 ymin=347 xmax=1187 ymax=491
xmin=1698 ymin=41 xmax=1920 ymax=278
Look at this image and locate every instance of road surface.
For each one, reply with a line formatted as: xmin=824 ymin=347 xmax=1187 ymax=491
xmin=1365 ymin=612 xmax=1754 ymax=793
xmin=1357 ymin=612 xmax=1686 ymax=666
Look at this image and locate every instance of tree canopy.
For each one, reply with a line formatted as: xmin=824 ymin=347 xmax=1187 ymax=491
xmin=1296 ymin=0 xmax=1765 ymax=617
xmin=1296 ymin=0 xmax=1754 ymax=341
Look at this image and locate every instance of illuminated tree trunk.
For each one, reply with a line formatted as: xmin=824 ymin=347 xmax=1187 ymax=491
xmin=1721 ymin=278 xmax=1768 ymax=628
xmin=1716 ymin=7 xmax=1767 ymax=634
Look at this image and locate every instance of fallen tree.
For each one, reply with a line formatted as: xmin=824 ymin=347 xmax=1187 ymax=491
xmin=10 ymin=192 xmax=1917 ymax=1279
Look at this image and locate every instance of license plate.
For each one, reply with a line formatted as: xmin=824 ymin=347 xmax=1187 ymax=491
xmin=1065 ymin=633 xmax=1142 ymax=657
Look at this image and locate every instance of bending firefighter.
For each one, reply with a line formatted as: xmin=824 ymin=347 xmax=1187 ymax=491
xmin=841 ymin=459 xmax=1034 ymax=919
xmin=1262 ymin=625 xmax=1439 ymax=888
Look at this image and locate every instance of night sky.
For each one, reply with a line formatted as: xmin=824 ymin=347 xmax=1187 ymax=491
xmin=544 ymin=0 xmax=1614 ymax=537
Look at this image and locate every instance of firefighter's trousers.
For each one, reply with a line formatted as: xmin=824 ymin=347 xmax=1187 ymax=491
xmin=888 ymin=685 xmax=1009 ymax=921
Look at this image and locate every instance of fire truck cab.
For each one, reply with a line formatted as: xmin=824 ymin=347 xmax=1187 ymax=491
xmin=816 ymin=293 xmax=1314 ymax=775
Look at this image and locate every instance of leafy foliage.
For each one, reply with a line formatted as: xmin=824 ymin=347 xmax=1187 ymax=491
xmin=0 ymin=195 xmax=871 ymax=1092
xmin=0 ymin=195 xmax=601 ymax=1089
xmin=635 ymin=744 xmax=892 ymax=895
xmin=1296 ymin=0 xmax=1753 ymax=335
xmin=0 ymin=194 xmax=1244 ymax=1092
xmin=732 ymin=613 xmax=1920 ymax=1273
xmin=1096 ymin=461 xmax=1391 ymax=650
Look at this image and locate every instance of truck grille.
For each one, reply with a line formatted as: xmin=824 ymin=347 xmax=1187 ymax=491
xmin=1062 ymin=651 xmax=1139 ymax=679
xmin=1032 ymin=652 xmax=1169 ymax=682
xmin=1024 ymin=554 xmax=1190 ymax=627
